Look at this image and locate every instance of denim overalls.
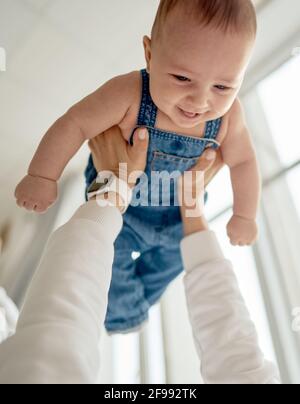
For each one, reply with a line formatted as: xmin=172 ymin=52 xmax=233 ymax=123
xmin=85 ymin=69 xmax=222 ymax=334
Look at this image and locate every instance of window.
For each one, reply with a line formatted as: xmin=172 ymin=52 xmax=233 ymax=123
xmin=258 ymin=55 xmax=300 ymax=168
xmin=241 ymin=53 xmax=300 ymax=383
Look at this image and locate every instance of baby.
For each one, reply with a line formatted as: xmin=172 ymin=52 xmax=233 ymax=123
xmin=15 ymin=0 xmax=261 ymax=333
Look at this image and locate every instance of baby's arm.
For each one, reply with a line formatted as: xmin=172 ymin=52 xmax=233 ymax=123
xmin=15 ymin=72 xmax=135 ymax=213
xmin=221 ymin=99 xmax=261 ymax=246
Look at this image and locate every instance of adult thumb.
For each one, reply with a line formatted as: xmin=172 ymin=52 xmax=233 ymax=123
xmin=191 ymin=148 xmax=217 ymax=173
xmin=129 ymin=128 xmax=149 ymax=158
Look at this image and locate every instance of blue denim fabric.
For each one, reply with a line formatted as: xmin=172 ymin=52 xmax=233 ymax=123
xmin=85 ymin=69 xmax=222 ymax=333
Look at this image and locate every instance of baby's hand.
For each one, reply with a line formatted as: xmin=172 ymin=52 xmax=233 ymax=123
xmin=15 ymin=175 xmax=58 ymax=213
xmin=227 ymin=215 xmax=258 ymax=246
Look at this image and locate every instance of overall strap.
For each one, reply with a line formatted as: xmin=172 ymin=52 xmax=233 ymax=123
xmin=137 ymin=69 xmax=158 ymax=127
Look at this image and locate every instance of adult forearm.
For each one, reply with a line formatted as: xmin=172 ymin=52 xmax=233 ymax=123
xmin=0 ymin=202 xmax=123 ymax=384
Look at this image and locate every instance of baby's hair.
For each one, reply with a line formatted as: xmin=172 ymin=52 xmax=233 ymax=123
xmin=151 ymin=0 xmax=257 ymax=41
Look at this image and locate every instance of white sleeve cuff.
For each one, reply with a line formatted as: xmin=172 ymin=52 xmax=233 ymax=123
xmin=71 ymin=201 xmax=123 ymax=242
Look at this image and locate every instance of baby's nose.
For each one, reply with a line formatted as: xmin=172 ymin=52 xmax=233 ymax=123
xmin=186 ymin=91 xmax=209 ymax=111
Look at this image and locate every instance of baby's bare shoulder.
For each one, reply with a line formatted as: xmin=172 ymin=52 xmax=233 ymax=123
xmin=125 ymin=70 xmax=142 ymax=98
xmin=107 ymin=70 xmax=140 ymax=103
xmin=116 ymin=70 xmax=140 ymax=89
xmin=67 ymin=69 xmax=142 ymax=140
xmin=118 ymin=70 xmax=143 ymax=140
xmin=219 ymin=98 xmax=246 ymax=142
xmin=228 ymin=98 xmax=247 ymax=128
xmin=221 ymin=98 xmax=257 ymax=166
xmin=121 ymin=69 xmax=142 ymax=116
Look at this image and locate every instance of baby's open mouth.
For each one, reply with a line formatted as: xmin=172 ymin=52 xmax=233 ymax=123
xmin=178 ymin=107 xmax=201 ymax=119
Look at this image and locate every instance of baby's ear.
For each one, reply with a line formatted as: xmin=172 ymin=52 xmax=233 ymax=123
xmin=142 ymin=36 xmax=152 ymax=73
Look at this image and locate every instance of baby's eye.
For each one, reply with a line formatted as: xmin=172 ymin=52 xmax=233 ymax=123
xmin=173 ymin=75 xmax=190 ymax=82
xmin=215 ymin=85 xmax=230 ymax=91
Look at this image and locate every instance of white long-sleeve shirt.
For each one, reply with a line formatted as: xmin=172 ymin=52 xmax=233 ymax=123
xmin=181 ymin=232 xmax=280 ymax=384
xmin=0 ymin=201 xmax=280 ymax=384
xmin=0 ymin=288 xmax=19 ymax=344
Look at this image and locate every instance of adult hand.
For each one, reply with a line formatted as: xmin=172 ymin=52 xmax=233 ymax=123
xmin=88 ymin=126 xmax=149 ymax=189
xmin=178 ymin=148 xmax=225 ymax=235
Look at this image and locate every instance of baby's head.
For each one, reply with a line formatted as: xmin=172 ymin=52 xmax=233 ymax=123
xmin=143 ymin=0 xmax=257 ymax=128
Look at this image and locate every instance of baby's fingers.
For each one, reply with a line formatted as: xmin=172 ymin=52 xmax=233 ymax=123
xmin=23 ymin=201 xmax=36 ymax=211
xmin=34 ymin=203 xmax=48 ymax=214
xmin=16 ymin=199 xmax=25 ymax=208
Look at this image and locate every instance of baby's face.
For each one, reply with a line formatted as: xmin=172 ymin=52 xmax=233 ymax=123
xmin=144 ymin=13 xmax=255 ymax=128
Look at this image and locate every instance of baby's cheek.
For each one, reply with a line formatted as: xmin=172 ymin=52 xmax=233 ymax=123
xmin=149 ymin=82 xmax=164 ymax=105
xmin=217 ymin=96 xmax=237 ymax=116
xmin=152 ymin=86 xmax=177 ymax=112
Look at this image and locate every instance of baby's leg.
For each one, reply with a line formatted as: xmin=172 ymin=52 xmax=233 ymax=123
xmin=105 ymin=223 xmax=150 ymax=334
